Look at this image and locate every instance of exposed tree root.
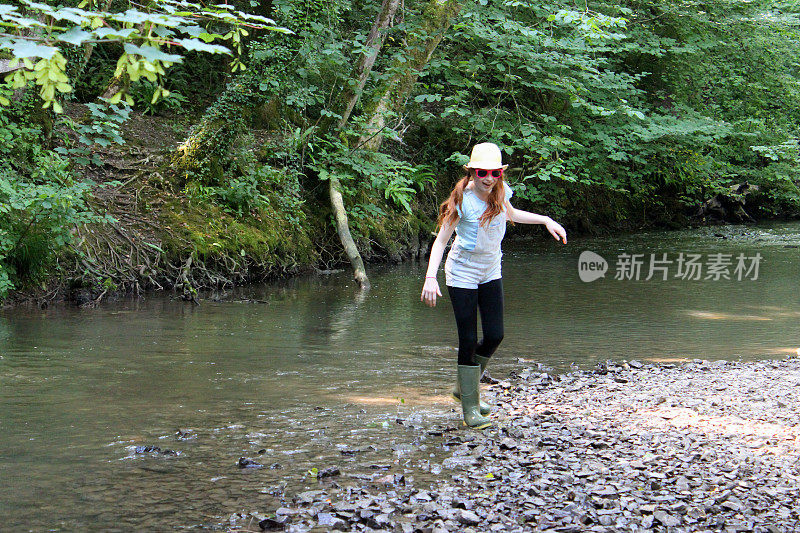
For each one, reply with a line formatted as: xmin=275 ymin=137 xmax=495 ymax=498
xmin=68 ymin=169 xmax=315 ymax=304
xmin=22 ymin=106 xmax=431 ymax=307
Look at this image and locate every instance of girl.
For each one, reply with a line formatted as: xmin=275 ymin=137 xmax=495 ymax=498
xmin=420 ymin=143 xmax=567 ymax=429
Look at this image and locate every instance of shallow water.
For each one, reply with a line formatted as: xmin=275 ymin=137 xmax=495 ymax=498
xmin=1 ymin=222 xmax=798 ymax=530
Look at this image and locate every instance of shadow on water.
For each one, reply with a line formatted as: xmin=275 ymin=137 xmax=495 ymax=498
xmin=1 ymin=222 xmax=799 ymax=529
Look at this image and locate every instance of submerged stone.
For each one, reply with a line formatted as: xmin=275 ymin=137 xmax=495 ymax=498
xmin=237 ymin=457 xmax=262 ymax=469
xmin=258 ymin=515 xmax=290 ymax=530
xmin=316 ymin=466 xmax=340 ymax=479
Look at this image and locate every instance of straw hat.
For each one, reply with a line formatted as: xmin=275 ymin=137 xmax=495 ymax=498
xmin=464 ymin=142 xmax=508 ymax=170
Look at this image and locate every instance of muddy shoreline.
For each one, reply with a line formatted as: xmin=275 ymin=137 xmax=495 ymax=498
xmin=232 ymin=358 xmax=800 ymax=532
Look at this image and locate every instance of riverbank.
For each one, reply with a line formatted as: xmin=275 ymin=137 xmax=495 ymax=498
xmin=3 ymin=105 xmax=435 ymax=308
xmin=8 ymin=102 xmax=791 ymax=309
xmin=235 ymin=358 xmax=800 ymax=532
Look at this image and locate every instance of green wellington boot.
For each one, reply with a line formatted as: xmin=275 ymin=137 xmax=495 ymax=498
xmin=452 ymin=355 xmax=491 ymax=415
xmin=457 ymin=365 xmax=492 ymax=429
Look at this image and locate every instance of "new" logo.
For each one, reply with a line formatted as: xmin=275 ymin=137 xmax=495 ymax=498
xmin=578 ymin=250 xmax=608 ymax=282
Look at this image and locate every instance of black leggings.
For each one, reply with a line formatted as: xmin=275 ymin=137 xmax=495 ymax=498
xmin=447 ymin=279 xmax=504 ymax=366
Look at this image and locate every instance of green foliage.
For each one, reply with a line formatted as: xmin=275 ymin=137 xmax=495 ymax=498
xmin=0 ymin=0 xmax=290 ymax=110
xmin=304 ymin=132 xmax=434 ymax=217
xmin=55 ymin=102 xmax=131 ymax=165
xmin=162 ymin=168 xmax=317 ymax=274
xmin=751 ymin=140 xmax=799 ymax=163
xmin=184 ymin=163 xmax=305 ymax=221
xmin=0 ymin=106 xmax=110 ymax=298
xmin=396 ymin=0 xmax=800 ymax=224
xmin=379 ymin=162 xmax=435 ymax=215
xmin=252 ymin=165 xmax=306 ymax=224
xmin=175 ymin=0 xmax=362 ymax=179
xmin=0 ymin=165 xmax=96 ymax=290
xmin=215 ymin=174 xmax=268 ymax=216
xmin=129 ymin=80 xmax=188 ymax=115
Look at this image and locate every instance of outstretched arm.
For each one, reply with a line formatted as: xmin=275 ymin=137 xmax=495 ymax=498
xmin=421 ymin=220 xmax=457 ymax=307
xmin=506 ymin=201 xmax=567 ymax=244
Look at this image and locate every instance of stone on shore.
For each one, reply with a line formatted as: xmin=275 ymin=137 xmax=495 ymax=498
xmin=239 ymin=358 xmax=800 ymax=532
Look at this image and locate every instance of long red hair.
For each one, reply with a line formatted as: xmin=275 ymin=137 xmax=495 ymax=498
xmin=438 ymin=170 xmax=508 ymax=229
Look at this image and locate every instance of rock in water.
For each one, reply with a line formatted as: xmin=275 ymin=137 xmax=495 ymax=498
xmin=238 ymin=457 xmax=263 ymax=468
xmin=317 ymin=466 xmax=341 ymax=479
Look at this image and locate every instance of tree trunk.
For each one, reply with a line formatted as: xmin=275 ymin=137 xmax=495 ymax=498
xmin=359 ymin=0 xmax=463 ymax=151
xmin=326 ymin=0 xmax=401 ymax=290
xmin=100 ymin=72 xmax=128 ymax=101
xmin=336 ymin=0 xmax=401 ymax=129
xmin=329 ymin=176 xmax=370 ymax=289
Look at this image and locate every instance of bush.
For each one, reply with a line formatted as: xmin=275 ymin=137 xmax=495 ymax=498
xmin=129 ymin=80 xmax=189 ymax=116
xmin=0 ymin=100 xmax=110 ymax=299
xmin=216 ymin=173 xmax=268 ymax=216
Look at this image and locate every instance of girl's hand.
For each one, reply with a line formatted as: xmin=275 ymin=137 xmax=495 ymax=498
xmin=421 ymin=277 xmax=442 ymax=307
xmin=545 ymin=218 xmax=567 ymax=244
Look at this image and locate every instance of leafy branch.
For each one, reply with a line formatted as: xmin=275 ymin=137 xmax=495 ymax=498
xmin=0 ymin=0 xmax=293 ymax=111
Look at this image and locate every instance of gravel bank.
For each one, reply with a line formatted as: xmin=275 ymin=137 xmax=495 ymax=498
xmin=240 ymin=359 xmax=800 ymax=532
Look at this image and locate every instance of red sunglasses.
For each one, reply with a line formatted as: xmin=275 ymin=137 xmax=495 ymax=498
xmin=475 ymin=169 xmax=503 ymax=178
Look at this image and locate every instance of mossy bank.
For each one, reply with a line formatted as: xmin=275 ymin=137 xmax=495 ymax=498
xmin=2 ymin=106 xmax=434 ymax=307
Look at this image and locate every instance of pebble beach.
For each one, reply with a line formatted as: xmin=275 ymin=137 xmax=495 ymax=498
xmin=237 ymin=358 xmax=800 ymax=532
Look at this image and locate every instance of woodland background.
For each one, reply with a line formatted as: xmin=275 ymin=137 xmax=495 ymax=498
xmin=2 ymin=0 xmax=799 ymax=302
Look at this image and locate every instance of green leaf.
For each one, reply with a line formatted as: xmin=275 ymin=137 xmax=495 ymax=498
xmin=57 ymin=27 xmax=91 ymax=46
xmin=4 ymin=13 xmax=46 ymax=29
xmin=320 ymin=109 xmax=342 ymax=119
xmin=123 ymin=43 xmax=183 ymax=64
xmin=143 ymin=241 xmax=164 ymax=253
xmin=197 ymin=31 xmax=223 ymax=43
xmin=51 ymin=7 xmax=87 ymax=24
xmin=20 ymin=0 xmax=53 ymax=14
xmin=237 ymin=13 xmax=276 ymax=25
xmin=110 ymin=9 xmax=152 ymax=24
xmin=181 ymin=25 xmax=206 ymax=38
xmin=93 ymin=27 xmax=138 ymax=39
xmin=262 ymin=26 xmax=294 ymax=35
xmin=174 ymin=38 xmax=231 ymax=54
xmin=152 ymin=25 xmax=175 ymax=39
xmin=9 ymin=40 xmax=57 ymax=59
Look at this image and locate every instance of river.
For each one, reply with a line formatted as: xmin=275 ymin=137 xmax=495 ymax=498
xmin=0 ymin=222 xmax=797 ymax=530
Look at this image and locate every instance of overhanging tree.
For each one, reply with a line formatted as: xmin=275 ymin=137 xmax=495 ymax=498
xmin=0 ymin=0 xmax=290 ymax=111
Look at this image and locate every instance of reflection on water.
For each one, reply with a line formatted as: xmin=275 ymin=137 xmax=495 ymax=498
xmin=686 ymin=310 xmax=773 ymax=321
xmin=1 ymin=222 xmax=799 ymax=530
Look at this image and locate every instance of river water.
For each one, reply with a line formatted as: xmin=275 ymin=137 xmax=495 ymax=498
xmin=1 ymin=222 xmax=798 ymax=531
